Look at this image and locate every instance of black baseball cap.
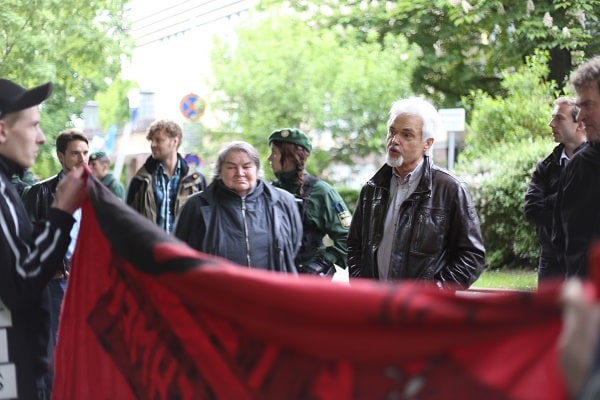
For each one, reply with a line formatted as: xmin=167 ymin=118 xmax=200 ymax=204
xmin=0 ymin=79 xmax=53 ymax=119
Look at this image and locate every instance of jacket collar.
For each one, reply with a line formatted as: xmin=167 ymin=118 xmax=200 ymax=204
xmin=370 ymin=156 xmax=433 ymax=195
xmin=0 ymin=154 xmax=26 ymax=179
xmin=214 ymin=178 xmax=264 ymax=200
xmin=274 ymin=170 xmax=302 ymax=194
xmin=143 ymin=153 xmax=189 ymax=176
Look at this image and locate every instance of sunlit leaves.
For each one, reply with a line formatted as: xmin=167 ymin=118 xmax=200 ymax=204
xmin=210 ymin=9 xmax=419 ymax=167
xmin=0 ymin=0 xmax=131 ymax=178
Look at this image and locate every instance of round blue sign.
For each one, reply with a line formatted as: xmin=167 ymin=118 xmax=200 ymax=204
xmin=179 ymin=93 xmax=206 ymax=120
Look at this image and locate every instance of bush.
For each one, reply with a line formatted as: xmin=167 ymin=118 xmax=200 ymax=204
xmin=461 ymin=52 xmax=557 ymax=159
xmin=337 ymin=186 xmax=360 ymax=214
xmin=455 ymin=137 xmax=555 ymax=269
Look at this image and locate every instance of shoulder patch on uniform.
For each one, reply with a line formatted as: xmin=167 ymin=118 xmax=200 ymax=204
xmin=338 ymin=210 xmax=351 ymax=229
xmin=332 ymin=201 xmax=351 ymax=228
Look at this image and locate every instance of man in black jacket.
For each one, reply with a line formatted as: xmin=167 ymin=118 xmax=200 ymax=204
xmin=22 ymin=129 xmax=89 ymax=394
xmin=524 ymin=97 xmax=586 ymax=282
xmin=554 ymin=57 xmax=600 ymax=277
xmin=0 ymin=79 xmax=86 ymax=399
xmin=347 ymin=97 xmax=485 ymax=289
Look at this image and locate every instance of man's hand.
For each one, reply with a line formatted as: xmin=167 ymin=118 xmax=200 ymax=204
xmin=559 ymin=279 xmax=600 ymax=396
xmin=51 ymin=166 xmax=87 ymax=214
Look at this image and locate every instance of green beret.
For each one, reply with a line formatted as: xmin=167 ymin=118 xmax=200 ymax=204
xmin=89 ymin=151 xmax=108 ymax=162
xmin=268 ymin=128 xmax=312 ymax=154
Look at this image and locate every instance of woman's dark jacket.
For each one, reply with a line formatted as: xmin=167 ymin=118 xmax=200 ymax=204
xmin=173 ymin=179 xmax=302 ymax=274
xmin=347 ymin=156 xmax=485 ymax=288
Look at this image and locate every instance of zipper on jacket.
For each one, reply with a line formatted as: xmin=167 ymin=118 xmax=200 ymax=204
xmin=415 ymin=213 xmax=424 ymax=245
xmin=241 ymin=199 xmax=251 ymax=267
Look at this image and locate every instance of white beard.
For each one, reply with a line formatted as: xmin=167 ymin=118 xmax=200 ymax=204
xmin=386 ymin=153 xmax=403 ymax=168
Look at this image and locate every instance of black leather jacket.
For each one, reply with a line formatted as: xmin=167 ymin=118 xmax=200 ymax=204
xmin=553 ymin=142 xmax=600 ymax=277
xmin=22 ymin=174 xmax=70 ymax=274
xmin=23 ymin=173 xmax=59 ymax=219
xmin=347 ymin=157 xmax=485 ymax=288
xmin=524 ymin=142 xmax=587 ymax=279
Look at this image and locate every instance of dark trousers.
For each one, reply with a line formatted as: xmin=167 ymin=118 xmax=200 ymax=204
xmin=44 ymin=276 xmax=67 ymax=394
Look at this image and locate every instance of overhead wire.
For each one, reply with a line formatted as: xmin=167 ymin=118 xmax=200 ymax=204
xmin=130 ymin=0 xmax=250 ymax=47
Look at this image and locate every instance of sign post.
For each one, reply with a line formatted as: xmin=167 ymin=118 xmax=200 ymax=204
xmin=438 ymin=108 xmax=466 ymax=170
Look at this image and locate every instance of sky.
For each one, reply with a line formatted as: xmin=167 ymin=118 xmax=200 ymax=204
xmin=124 ymin=0 xmax=256 ymax=123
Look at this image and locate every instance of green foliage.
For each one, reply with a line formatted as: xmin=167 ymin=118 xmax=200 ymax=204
xmin=461 ymin=52 xmax=558 ymax=159
xmin=209 ymin=10 xmax=418 ymax=163
xmin=0 ymin=0 xmax=132 ymax=179
xmin=96 ymin=77 xmax=139 ymax=131
xmin=456 ymin=137 xmax=554 ymax=269
xmin=337 ymin=186 xmax=360 ymax=214
xmin=262 ymin=0 xmax=600 ymax=106
xmin=473 ymin=268 xmax=537 ymax=291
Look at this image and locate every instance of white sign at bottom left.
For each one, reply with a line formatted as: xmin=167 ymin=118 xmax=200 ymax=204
xmin=0 ymin=363 xmax=17 ymax=399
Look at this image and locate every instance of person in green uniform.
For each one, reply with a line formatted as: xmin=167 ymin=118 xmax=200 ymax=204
xmin=267 ymin=128 xmax=352 ymax=276
xmin=88 ymin=151 xmax=126 ymax=201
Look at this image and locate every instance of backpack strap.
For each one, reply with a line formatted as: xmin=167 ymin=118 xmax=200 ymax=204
xmin=300 ymin=174 xmax=318 ymax=199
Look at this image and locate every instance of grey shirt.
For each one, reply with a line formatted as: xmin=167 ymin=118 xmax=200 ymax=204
xmin=377 ymin=159 xmax=424 ymax=280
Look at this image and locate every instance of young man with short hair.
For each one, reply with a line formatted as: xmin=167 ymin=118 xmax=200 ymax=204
xmin=126 ymin=119 xmax=206 ymax=233
xmin=554 ymin=56 xmax=600 ymax=278
xmin=23 ymin=128 xmax=90 ymax=395
xmin=524 ymin=97 xmax=587 ymax=281
xmin=0 ymin=79 xmax=86 ymax=399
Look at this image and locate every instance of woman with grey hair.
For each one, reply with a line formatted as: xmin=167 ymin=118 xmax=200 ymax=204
xmin=174 ymin=141 xmax=302 ymax=273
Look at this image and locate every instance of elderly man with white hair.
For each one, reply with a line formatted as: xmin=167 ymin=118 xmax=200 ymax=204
xmin=347 ymin=96 xmax=485 ymax=289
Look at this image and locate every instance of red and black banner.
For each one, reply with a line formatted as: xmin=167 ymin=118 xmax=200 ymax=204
xmin=52 ymin=174 xmax=568 ymax=399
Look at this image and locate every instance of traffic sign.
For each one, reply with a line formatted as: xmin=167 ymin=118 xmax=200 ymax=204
xmin=438 ymin=108 xmax=465 ymax=132
xmin=179 ymin=93 xmax=206 ymax=120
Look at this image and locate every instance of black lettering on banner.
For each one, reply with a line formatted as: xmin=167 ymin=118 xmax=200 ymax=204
xmin=87 ymin=256 xmax=214 ymax=399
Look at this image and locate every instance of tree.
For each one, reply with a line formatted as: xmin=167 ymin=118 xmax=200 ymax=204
xmin=461 ymin=51 xmax=558 ymax=160
xmin=95 ymin=77 xmax=138 ymax=131
xmin=209 ymin=8 xmax=419 ymax=171
xmin=261 ymin=0 xmax=600 ymax=106
xmin=0 ymin=0 xmax=132 ymax=178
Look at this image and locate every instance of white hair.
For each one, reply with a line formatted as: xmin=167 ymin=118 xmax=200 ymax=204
xmin=386 ymin=97 xmax=442 ymax=155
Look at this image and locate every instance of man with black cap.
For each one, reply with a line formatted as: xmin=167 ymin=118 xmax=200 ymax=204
xmin=0 ymin=78 xmax=86 ymax=399
xmin=89 ymin=151 xmax=126 ymax=200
